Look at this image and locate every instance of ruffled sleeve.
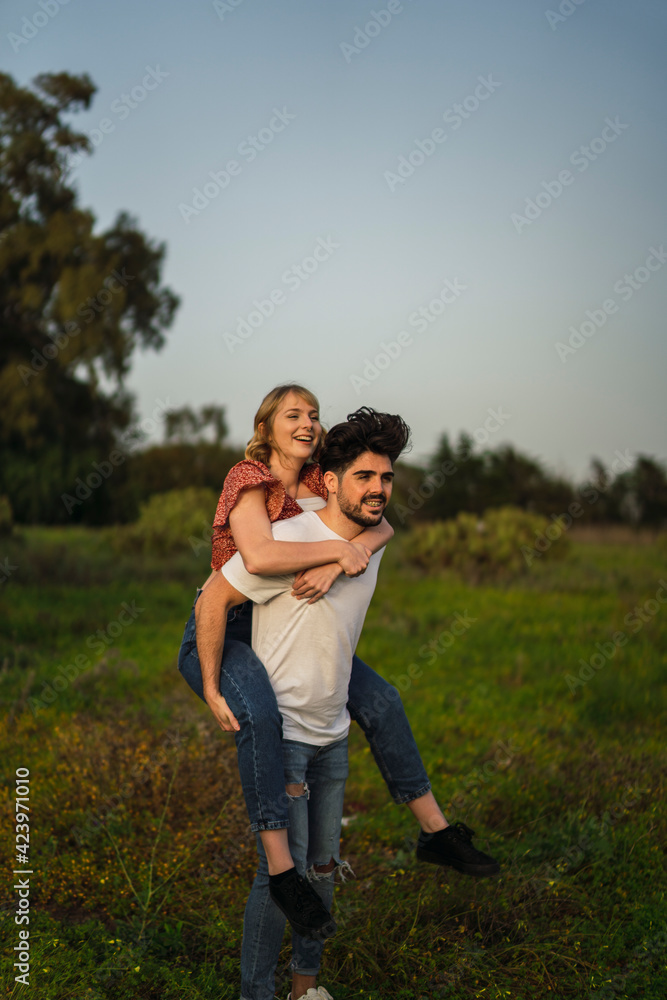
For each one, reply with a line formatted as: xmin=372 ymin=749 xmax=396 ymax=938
xmin=210 ymin=460 xmax=289 ymax=571
xmin=210 ymin=460 xmax=327 ymax=570
xmin=212 ymin=461 xmax=281 ymax=529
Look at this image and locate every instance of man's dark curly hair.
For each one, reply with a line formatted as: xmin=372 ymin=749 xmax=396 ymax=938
xmin=319 ymin=406 xmax=411 ymax=477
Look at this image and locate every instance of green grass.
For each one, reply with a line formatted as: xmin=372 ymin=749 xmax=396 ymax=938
xmin=1 ymin=527 xmax=666 ymax=999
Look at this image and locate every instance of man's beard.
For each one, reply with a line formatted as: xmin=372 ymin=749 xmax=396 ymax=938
xmin=336 ymin=485 xmax=387 ymax=528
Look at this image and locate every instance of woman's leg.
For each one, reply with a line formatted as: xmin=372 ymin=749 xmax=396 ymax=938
xmin=178 ymin=600 xmax=293 ymax=869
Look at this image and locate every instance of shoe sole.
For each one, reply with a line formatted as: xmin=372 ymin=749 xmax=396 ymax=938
xmin=269 ymin=893 xmax=337 ymax=941
xmin=416 ymin=846 xmax=500 ymax=877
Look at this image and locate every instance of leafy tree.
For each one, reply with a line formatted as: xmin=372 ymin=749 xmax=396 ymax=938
xmin=0 ymin=71 xmax=179 ymax=523
xmin=164 ymin=404 xmax=228 ymax=446
xmin=609 ymin=455 xmax=667 ymax=528
xmin=417 ymin=432 xmax=573 ymax=521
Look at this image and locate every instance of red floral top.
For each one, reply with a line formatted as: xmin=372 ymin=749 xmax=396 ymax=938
xmin=210 ymin=460 xmax=328 ymax=570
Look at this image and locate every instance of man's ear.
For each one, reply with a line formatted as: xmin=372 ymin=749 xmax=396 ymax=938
xmin=323 ymin=469 xmax=338 ymax=494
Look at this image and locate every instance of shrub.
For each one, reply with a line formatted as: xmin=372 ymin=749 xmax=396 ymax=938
xmin=403 ymin=505 xmax=570 ymax=582
xmin=0 ymin=495 xmax=13 ymax=536
xmin=113 ymin=488 xmax=218 ymax=556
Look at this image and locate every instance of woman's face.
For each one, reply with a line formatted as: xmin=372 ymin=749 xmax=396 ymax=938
xmin=266 ymin=391 xmax=321 ymax=465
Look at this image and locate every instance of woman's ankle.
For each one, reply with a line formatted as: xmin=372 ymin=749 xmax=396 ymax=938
xmin=259 ymin=827 xmax=294 ymax=875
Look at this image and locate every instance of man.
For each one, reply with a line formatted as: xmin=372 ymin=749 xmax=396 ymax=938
xmin=215 ymin=406 xmax=409 ymax=1000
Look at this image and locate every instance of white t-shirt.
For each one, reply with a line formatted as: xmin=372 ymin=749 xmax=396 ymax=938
xmin=221 ymin=509 xmax=383 ymax=745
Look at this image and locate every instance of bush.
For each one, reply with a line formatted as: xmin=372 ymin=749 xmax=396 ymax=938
xmin=0 ymin=495 xmax=13 ymax=536
xmin=113 ymin=487 xmax=218 ymax=556
xmin=403 ymin=505 xmax=570 ymax=582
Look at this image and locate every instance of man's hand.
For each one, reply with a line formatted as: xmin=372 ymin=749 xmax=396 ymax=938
xmin=337 ymin=541 xmax=372 ymax=577
xmin=204 ymin=691 xmax=240 ymax=733
xmin=292 ymin=563 xmax=343 ymax=603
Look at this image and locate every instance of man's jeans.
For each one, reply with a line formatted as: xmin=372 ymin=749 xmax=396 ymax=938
xmin=241 ymin=737 xmax=349 ymax=1000
xmin=177 ymin=598 xmax=430 ymax=831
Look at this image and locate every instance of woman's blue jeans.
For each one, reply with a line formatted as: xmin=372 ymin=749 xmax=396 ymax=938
xmin=240 ymin=737 xmax=349 ymax=1000
xmin=177 ymin=597 xmax=431 ymax=832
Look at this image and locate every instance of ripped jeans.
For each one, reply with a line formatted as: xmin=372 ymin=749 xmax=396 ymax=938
xmin=241 ymin=736 xmax=349 ymax=1000
xmin=177 ymin=598 xmax=431 ymax=831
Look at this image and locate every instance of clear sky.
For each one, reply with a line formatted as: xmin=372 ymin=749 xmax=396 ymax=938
xmin=2 ymin=0 xmax=666 ymax=480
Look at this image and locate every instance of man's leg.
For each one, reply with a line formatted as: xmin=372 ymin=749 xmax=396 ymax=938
xmin=286 ymin=738 xmax=349 ymax=999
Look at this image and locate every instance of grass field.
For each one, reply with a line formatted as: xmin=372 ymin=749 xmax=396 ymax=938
xmin=1 ymin=526 xmax=666 ymax=999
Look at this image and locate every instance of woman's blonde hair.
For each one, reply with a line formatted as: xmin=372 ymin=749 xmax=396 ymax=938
xmin=245 ymin=384 xmax=325 ymax=466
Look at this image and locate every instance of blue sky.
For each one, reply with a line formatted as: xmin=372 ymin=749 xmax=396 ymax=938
xmin=2 ymin=0 xmax=666 ymax=480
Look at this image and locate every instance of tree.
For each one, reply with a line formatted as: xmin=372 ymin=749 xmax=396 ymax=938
xmin=419 ymin=432 xmax=574 ymax=521
xmin=0 ymin=71 xmax=179 ymax=523
xmin=164 ymin=404 xmax=228 ymax=446
xmin=610 ymin=455 xmax=667 ymax=528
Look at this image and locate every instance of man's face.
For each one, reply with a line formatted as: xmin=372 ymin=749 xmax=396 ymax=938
xmin=331 ymin=451 xmax=394 ymax=527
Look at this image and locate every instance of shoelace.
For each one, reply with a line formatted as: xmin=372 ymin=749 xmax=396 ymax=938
xmin=447 ymin=821 xmax=476 ymax=842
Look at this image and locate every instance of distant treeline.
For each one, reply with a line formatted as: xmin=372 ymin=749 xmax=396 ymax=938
xmin=2 ymin=411 xmax=666 ymax=530
xmin=2 ymin=72 xmax=664 ymax=534
xmin=389 ymin=431 xmax=667 ymax=530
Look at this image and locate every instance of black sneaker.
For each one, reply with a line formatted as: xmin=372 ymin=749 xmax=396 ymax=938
xmin=269 ymin=869 xmax=337 ymax=940
xmin=416 ymin=822 xmax=500 ymax=877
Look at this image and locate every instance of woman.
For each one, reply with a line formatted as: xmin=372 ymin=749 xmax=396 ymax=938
xmin=177 ymin=385 xmax=499 ymax=994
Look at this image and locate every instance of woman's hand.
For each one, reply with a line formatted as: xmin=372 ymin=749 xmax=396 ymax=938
xmin=204 ymin=691 xmax=240 ymax=733
xmin=292 ymin=563 xmax=343 ymax=604
xmin=337 ymin=541 xmax=372 ymax=577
